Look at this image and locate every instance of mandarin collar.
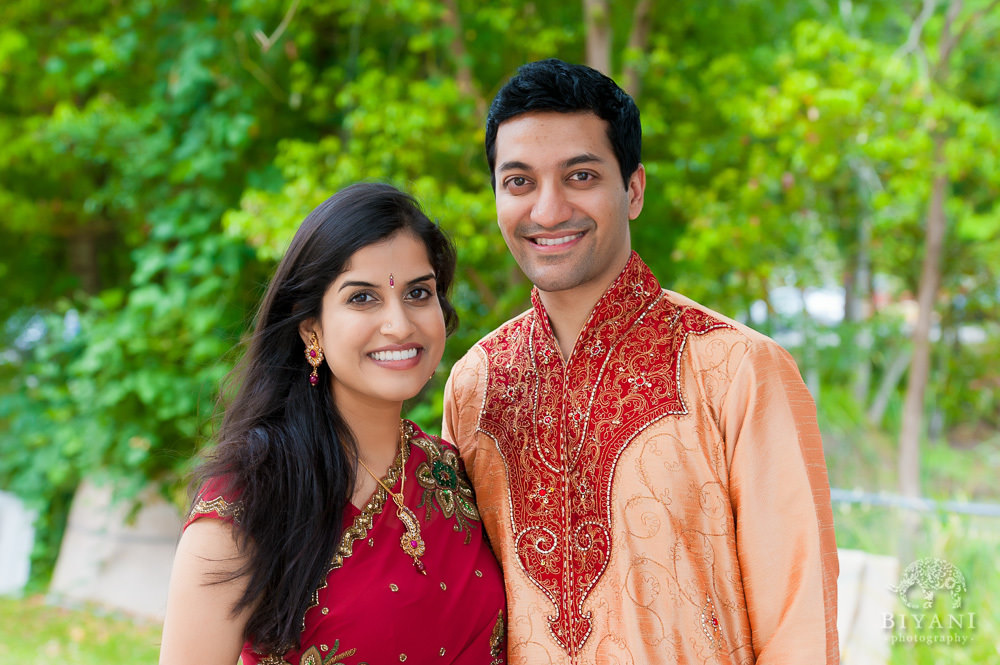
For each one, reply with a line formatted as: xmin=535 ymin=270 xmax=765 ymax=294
xmin=528 ymin=251 xmax=662 ymax=364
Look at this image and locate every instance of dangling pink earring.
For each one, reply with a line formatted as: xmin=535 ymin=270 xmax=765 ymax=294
xmin=305 ymin=332 xmax=324 ymax=386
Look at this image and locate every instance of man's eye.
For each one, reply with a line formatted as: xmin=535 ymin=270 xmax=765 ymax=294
xmin=570 ymin=172 xmax=593 ymax=182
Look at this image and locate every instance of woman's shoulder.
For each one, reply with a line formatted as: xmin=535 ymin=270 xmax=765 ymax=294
xmin=405 ymin=419 xmax=460 ymax=457
xmin=405 ymin=419 xmax=474 ymax=489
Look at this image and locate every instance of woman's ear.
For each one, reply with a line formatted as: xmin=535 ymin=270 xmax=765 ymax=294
xmin=298 ymin=319 xmax=319 ymax=347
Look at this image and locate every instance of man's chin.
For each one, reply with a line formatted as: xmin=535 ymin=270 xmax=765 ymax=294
xmin=525 ymin=271 xmax=588 ymax=295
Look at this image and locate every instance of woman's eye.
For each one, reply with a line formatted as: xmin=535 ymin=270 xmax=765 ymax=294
xmin=504 ymin=176 xmax=529 ymax=190
xmin=407 ymin=286 xmax=433 ymax=301
xmin=348 ymin=291 xmax=375 ymax=304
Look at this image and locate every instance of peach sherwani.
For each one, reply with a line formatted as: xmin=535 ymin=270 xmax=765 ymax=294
xmin=443 ymin=252 xmax=839 ymax=665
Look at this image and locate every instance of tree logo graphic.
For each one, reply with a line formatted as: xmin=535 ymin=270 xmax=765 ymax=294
xmin=889 ymin=558 xmax=967 ymax=611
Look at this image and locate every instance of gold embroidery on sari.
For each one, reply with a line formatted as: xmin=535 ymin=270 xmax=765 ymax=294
xmin=188 ymin=494 xmax=244 ymax=524
xmin=412 ymin=434 xmax=481 ymax=543
xmin=489 ymin=609 xmax=506 ymax=663
xmin=299 ymin=640 xmax=357 ymax=664
xmin=257 ymin=655 xmax=285 ymax=665
xmin=259 ymin=423 xmax=411 ymax=664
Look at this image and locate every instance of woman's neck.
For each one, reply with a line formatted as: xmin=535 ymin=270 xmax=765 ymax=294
xmin=333 ymin=391 xmax=404 ymax=508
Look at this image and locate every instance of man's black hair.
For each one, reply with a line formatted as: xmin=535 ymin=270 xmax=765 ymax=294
xmin=485 ymin=58 xmax=641 ymax=189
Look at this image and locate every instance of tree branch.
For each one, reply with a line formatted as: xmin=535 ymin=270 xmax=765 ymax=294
xmin=253 ymin=0 xmax=301 ymax=53
xmin=934 ymin=0 xmax=1000 ymax=78
xmin=234 ymin=31 xmax=287 ymax=102
xmin=935 ymin=0 xmax=963 ymax=71
xmin=893 ymin=0 xmax=937 ymax=71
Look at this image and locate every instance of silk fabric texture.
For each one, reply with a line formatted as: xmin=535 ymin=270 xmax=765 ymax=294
xmin=186 ymin=422 xmax=507 ymax=665
xmin=443 ymin=253 xmax=839 ymax=664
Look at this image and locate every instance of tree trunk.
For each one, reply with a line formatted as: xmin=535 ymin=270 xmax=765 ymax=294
xmin=441 ymin=0 xmax=484 ymax=115
xmin=868 ymin=346 xmax=910 ymax=425
xmin=622 ymin=0 xmax=652 ymax=98
xmin=583 ymin=0 xmax=611 ymax=74
xmin=850 ymin=214 xmax=873 ymax=404
xmin=898 ymin=135 xmax=948 ymax=498
xmin=68 ymin=227 xmax=102 ymax=294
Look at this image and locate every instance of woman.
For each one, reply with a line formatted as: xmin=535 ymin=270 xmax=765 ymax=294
xmin=159 ymin=183 xmax=506 ymax=665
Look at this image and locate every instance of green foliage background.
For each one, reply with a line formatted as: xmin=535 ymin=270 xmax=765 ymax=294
xmin=1 ymin=1 xmax=999 ymax=659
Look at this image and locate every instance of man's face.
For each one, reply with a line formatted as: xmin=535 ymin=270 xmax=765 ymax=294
xmin=493 ymin=111 xmax=644 ymax=302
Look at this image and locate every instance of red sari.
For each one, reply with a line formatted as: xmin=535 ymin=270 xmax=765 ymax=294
xmin=186 ymin=421 xmax=507 ymax=665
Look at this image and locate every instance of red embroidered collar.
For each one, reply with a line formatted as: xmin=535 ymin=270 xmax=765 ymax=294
xmin=527 ymin=251 xmax=663 ymax=364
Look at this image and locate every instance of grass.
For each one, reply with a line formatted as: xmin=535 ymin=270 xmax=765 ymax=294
xmin=0 ymin=594 xmax=162 ymax=664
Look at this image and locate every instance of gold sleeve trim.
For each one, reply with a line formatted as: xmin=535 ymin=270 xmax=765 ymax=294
xmin=188 ymin=495 xmax=244 ymax=524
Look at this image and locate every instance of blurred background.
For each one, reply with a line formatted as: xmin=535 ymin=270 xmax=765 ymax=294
xmin=0 ymin=1 xmax=997 ymax=663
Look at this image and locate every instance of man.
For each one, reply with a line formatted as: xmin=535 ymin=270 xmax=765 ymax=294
xmin=443 ymin=58 xmax=839 ymax=664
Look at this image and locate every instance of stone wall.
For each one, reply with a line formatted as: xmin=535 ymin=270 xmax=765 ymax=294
xmin=48 ymin=480 xmax=182 ymax=620
xmin=0 ymin=490 xmax=35 ymax=595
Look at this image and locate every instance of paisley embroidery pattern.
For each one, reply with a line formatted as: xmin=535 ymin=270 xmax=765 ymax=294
xmin=258 ymin=640 xmax=359 ymax=665
xmin=412 ymin=435 xmax=481 ymax=544
xmin=476 ymin=253 xmax=731 ymax=654
xmin=299 ymin=641 xmax=358 ymax=665
xmin=489 ymin=609 xmax=506 ymax=664
xmin=700 ymin=595 xmax=723 ymax=651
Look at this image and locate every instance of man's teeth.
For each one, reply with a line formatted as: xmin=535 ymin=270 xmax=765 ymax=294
xmin=535 ymin=233 xmax=581 ymax=246
xmin=371 ymin=348 xmax=419 ymax=361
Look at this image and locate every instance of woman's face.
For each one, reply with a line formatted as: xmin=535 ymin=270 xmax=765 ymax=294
xmin=301 ymin=230 xmax=446 ymax=411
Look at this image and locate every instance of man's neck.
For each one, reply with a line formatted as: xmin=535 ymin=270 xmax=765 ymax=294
xmin=537 ymin=279 xmax=613 ymax=360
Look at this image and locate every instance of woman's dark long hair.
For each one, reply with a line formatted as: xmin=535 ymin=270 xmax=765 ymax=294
xmin=191 ymin=183 xmax=458 ymax=654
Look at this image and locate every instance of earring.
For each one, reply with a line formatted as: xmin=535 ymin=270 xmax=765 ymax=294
xmin=305 ymin=332 xmax=324 ymax=386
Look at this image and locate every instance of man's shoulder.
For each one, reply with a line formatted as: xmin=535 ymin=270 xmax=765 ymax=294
xmin=656 ymin=289 xmax=786 ymax=354
xmin=456 ymin=308 xmax=534 ymax=364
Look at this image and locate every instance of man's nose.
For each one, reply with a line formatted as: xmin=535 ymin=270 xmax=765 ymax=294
xmin=530 ymin=183 xmax=573 ymax=227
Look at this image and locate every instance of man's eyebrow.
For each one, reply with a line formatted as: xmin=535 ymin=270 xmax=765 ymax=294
xmin=562 ymin=153 xmax=604 ymax=168
xmin=497 ymin=160 xmax=532 ymax=173
xmin=497 ymin=153 xmax=605 ymax=174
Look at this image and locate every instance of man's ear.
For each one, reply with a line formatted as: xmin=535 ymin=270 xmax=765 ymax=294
xmin=298 ymin=318 xmax=319 ymax=347
xmin=627 ymin=163 xmax=646 ymax=221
